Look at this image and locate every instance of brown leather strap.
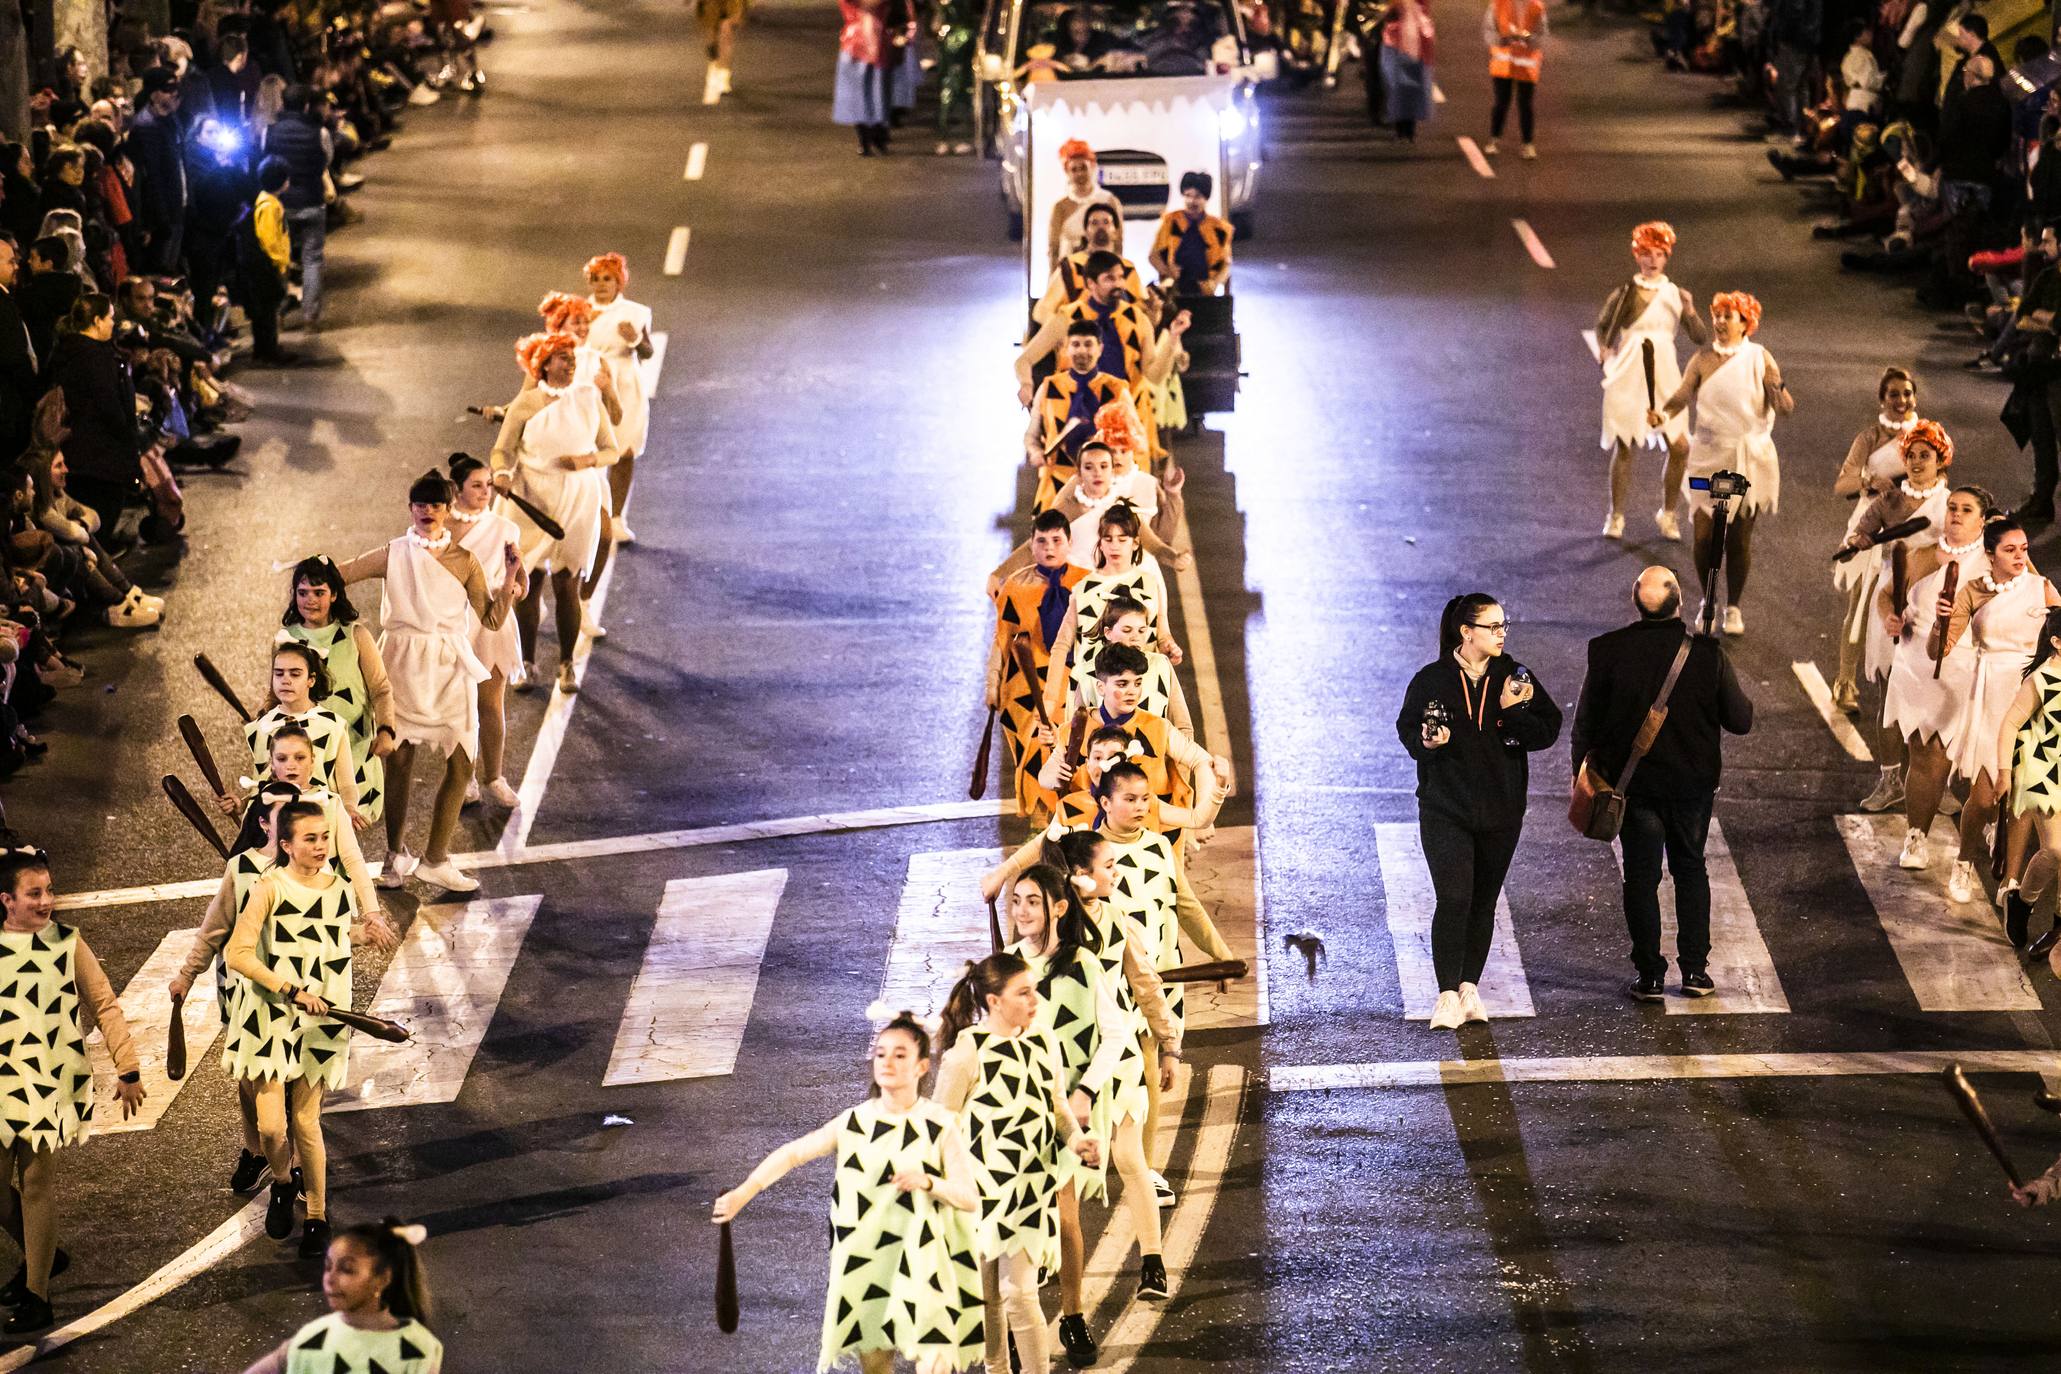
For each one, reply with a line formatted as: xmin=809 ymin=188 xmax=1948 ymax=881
xmin=1614 ymin=634 xmax=1694 ymax=794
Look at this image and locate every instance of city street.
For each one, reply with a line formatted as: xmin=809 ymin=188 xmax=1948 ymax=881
xmin=12 ymin=0 xmax=2061 ymax=1369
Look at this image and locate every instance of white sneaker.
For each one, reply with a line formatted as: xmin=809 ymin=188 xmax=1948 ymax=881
xmin=377 ymin=848 xmax=415 ymax=890
xmin=1149 ymin=1170 xmax=1174 ymax=1208
xmin=1653 ymin=509 xmax=1680 ymax=541
xmin=1521 ymin=143 xmax=1538 ymax=160
xmin=1858 ymin=767 xmax=1905 ymax=814
xmin=1428 ymin=990 xmax=1464 ymax=1029
xmin=105 ymin=588 xmax=161 ymax=629
xmin=582 ymin=606 xmax=607 ymax=640
xmin=611 ymin=517 xmax=637 ymax=546
xmin=513 ymin=660 xmax=538 ymax=694
xmin=1723 ymin=605 xmax=1745 ymax=636
xmin=717 ymin=64 xmax=732 ymax=93
xmin=407 ymin=83 xmax=441 ymax=106
xmin=486 ymin=777 xmax=521 ymax=808
xmin=1457 ymin=982 xmax=1489 ymax=1023
xmin=1602 ymin=512 xmax=1625 ymax=540
xmin=1482 ymin=139 xmax=1500 ymax=155
xmin=413 ymin=859 xmax=479 ymax=893
xmin=1948 ymin=859 xmax=1977 ymax=904
xmin=1898 ymin=828 xmax=1930 ymax=870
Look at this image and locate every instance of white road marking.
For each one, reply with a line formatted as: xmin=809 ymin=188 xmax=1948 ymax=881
xmin=1792 ymin=661 xmax=1874 ymax=761
xmin=1168 ymin=509 xmax=1230 ymax=757
xmin=0 ymin=1195 xmax=267 ymax=1372
xmin=1270 ymin=1048 xmax=2061 ymax=1093
xmin=1373 ymin=822 xmax=1535 ymax=1019
xmin=1512 ymin=218 xmax=1555 ymax=269
xmin=87 ymin=930 xmax=225 ymax=1134
xmin=701 ymin=66 xmax=723 ymax=105
xmin=1432 ymin=83 xmax=1446 ymax=104
xmin=604 ymin=870 xmax=788 ymax=1085
xmin=55 ymin=797 xmax=1020 ymax=913
xmin=1457 ymin=135 xmax=1495 ymax=179
xmin=877 ymin=849 xmax=1003 ymax=1022
xmin=685 ymin=142 xmax=708 ymax=180
xmin=1837 ymin=813 xmax=2042 ymax=1011
xmin=663 ymin=225 xmax=691 ymax=276
xmin=328 ymin=895 xmax=543 ymax=1113
xmin=1611 ymin=820 xmax=1789 ymax=1014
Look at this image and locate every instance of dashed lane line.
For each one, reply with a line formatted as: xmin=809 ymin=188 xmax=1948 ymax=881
xmin=685 ymin=142 xmax=708 ymax=180
xmin=1792 ymin=660 xmax=1874 ymax=762
xmin=663 ymin=225 xmax=691 ymax=276
xmin=1457 ymin=136 xmax=1495 ymax=179
xmin=1512 ymin=218 xmax=1555 ymax=269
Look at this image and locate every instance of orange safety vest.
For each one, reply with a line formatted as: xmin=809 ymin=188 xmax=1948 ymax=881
xmin=1488 ymin=0 xmax=1544 ymax=82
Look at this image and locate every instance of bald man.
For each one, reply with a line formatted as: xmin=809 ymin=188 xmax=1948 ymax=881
xmin=1570 ymin=567 xmax=1754 ymax=1002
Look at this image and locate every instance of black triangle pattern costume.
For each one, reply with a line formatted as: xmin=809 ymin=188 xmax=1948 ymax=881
xmin=956 ymin=1026 xmax=1064 ymax=1271
xmin=219 ymin=868 xmax=356 ymax=1089
xmin=281 ymin=621 xmax=388 ymax=824
xmin=0 ymin=925 xmax=94 ymax=1151
xmin=283 ymin=1311 xmax=443 ymax=1373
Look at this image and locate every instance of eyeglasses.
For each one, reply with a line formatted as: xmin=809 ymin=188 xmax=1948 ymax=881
xmin=1468 ymin=621 xmax=1511 ymax=633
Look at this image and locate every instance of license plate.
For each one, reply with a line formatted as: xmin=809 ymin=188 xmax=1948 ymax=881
xmin=1099 ymin=165 xmax=1166 ymax=186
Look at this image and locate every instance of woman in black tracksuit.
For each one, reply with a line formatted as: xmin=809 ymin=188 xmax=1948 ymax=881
xmin=1395 ymin=592 xmax=1562 ymax=1030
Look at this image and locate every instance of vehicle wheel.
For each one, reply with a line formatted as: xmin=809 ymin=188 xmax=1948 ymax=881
xmin=1231 ymin=210 xmax=1256 ymax=241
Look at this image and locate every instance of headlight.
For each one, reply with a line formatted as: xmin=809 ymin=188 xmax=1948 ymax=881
xmin=1218 ymin=105 xmax=1247 ymax=141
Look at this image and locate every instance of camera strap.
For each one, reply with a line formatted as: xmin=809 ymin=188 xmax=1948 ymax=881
xmin=1615 ymin=634 xmax=1694 ymax=794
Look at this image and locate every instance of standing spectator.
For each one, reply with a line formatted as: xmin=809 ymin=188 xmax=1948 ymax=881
xmin=1482 ymin=0 xmax=1547 ymax=158
xmin=0 ymin=146 xmax=39 ymax=247
xmin=46 ymin=296 xmax=141 ymax=527
xmin=1378 ymin=0 xmax=1437 ymax=144
xmin=237 ymin=157 xmax=293 ymax=365
xmin=1837 ymin=20 xmax=1883 ymax=139
xmin=0 ymin=237 xmax=34 ymax=462
xmin=1570 ymin=567 xmax=1755 ymax=1002
xmin=205 ymin=35 xmax=257 ymax=126
xmin=1766 ymin=0 xmax=1822 ymax=139
xmin=261 ymin=85 xmax=330 ymax=327
xmin=17 ymin=237 xmax=79 ymax=366
xmin=128 ymin=69 xmax=191 ymax=275
xmin=832 ymin=0 xmax=892 ymax=156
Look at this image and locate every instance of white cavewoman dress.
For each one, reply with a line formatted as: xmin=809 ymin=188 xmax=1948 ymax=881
xmin=1600 ymin=275 xmax=1690 ymax=450
xmin=1678 ymin=340 xmax=1782 ymax=518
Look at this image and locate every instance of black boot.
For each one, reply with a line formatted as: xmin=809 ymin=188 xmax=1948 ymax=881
xmin=1057 ymin=1312 xmax=1097 ymax=1366
xmin=228 ymin=1149 xmax=269 ymax=1194
xmin=298 ymin=1217 xmax=332 ymax=1260
xmin=266 ymin=1180 xmax=296 ymax=1239
xmin=4 ymin=1293 xmax=51 ymax=1334
xmin=1136 ymin=1253 xmax=1169 ymax=1301
xmin=2007 ymin=889 xmax=2034 ymax=948
xmin=0 ymin=1249 xmax=66 ymax=1306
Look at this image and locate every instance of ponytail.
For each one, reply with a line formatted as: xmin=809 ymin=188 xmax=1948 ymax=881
xmin=1437 ymin=593 xmax=1500 ymax=658
xmin=334 ymin=1218 xmax=434 ymax=1324
xmin=935 ymin=951 xmax=1029 ymax=1059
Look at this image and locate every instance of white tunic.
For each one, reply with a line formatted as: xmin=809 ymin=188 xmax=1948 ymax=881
xmin=587 ymin=295 xmax=653 ymax=458
xmin=1681 ymin=342 xmax=1781 ymax=517
xmin=379 ymin=534 xmax=490 ymax=760
xmin=1861 ymin=481 xmax=1950 ymax=683
xmin=1883 ymin=539 xmax=1986 ymax=747
xmin=1948 ymin=573 xmax=2053 ymax=785
xmin=452 ymin=504 xmax=525 ymax=680
xmin=1109 ymin=469 xmax=1160 ymax=525
xmin=1599 ymin=278 xmax=1690 ymax=449
xmin=1831 ymin=427 xmax=1909 ymax=597
xmin=508 ymin=383 xmax=614 ymax=577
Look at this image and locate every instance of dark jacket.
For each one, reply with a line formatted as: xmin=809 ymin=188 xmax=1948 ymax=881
xmin=1938 ymin=80 xmax=2013 ymax=185
xmin=0 ymin=286 xmax=35 ymax=456
xmin=1397 ymin=653 xmax=1563 ymax=831
xmin=48 ymin=332 xmax=139 ymax=489
xmin=261 ymin=114 xmax=328 ymax=211
xmin=18 ymin=270 xmax=79 ymax=365
xmin=127 ymin=108 xmax=190 ymax=237
xmin=1570 ymin=618 xmax=1754 ymax=801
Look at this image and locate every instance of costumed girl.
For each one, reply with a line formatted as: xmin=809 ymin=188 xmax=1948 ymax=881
xmin=279 ymin=555 xmax=396 ymax=825
xmin=446 ymin=453 xmax=526 ymax=809
xmin=1018 ymin=439 xmax=1185 ymax=574
xmin=1829 ymin=367 xmax=1920 ymax=719
xmin=1070 ymin=402 xmax=1184 ymax=537
xmin=932 ymin=951 xmax=1101 ymax=1374
xmin=222 ymin=642 xmax=363 ymax=828
xmin=1596 ymin=221 xmax=1704 ymax=542
xmin=1880 ymin=484 xmax=1992 ymax=875
xmin=711 ymin=1016 xmax=984 ymax=1374
xmin=339 ymin=471 xmax=523 ymax=895
xmin=537 ymin=291 xmax=626 ymax=624
xmin=1940 ymin=517 xmax=2061 ymax=908
xmin=1836 ymin=419 xmax=1952 ymax=815
xmin=223 ymin=802 xmax=390 ymax=1258
xmin=1996 ymin=607 xmax=2061 ymax=953
xmin=583 ymin=253 xmax=654 ymax=547
xmin=1648 ymin=290 xmax=1796 ymax=636
xmin=238 ymin=1219 xmax=443 ymax=1374
xmin=0 ymin=847 xmax=144 ymax=1334
xmin=490 ymin=332 xmax=619 ymax=695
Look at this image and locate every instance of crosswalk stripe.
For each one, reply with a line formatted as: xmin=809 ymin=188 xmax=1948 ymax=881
xmin=1373 ymin=823 xmax=1535 ymax=1019
xmin=603 ymin=872 xmax=787 ymax=1087
xmin=329 ymin=895 xmax=543 ymax=1112
xmin=1612 ymin=820 xmax=1789 ymax=1014
xmin=878 ymin=849 xmax=1002 ymax=1023
xmin=1793 ymin=661 xmax=1874 ymax=761
xmin=1181 ymin=826 xmax=1266 ymax=1030
xmin=1836 ymin=814 xmax=2042 ymax=1011
xmin=1270 ymin=1048 xmax=2061 ymax=1092
xmin=87 ymin=931 xmax=225 ymax=1135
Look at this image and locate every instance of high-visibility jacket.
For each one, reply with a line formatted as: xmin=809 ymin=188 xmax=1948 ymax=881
xmin=1486 ymin=0 xmax=1545 ymax=82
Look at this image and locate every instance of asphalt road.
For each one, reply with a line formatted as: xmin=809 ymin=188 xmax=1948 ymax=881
xmin=11 ymin=0 xmax=2061 ymax=1370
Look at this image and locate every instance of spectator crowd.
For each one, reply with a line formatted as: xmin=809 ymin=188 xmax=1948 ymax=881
xmin=0 ymin=0 xmax=488 ymax=795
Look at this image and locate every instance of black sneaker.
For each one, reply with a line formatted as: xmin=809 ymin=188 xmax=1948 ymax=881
xmin=298 ymin=1217 xmax=332 ymax=1260
xmin=292 ymin=1166 xmax=305 ymax=1203
xmin=265 ymin=1181 xmax=296 ymax=1240
xmin=3 ymin=1294 xmax=51 ymax=1334
xmin=0 ymin=1249 xmax=66 ymax=1306
xmin=1057 ymin=1312 xmax=1097 ymax=1366
xmin=1136 ymin=1254 xmax=1169 ymax=1301
xmin=2030 ymin=921 xmax=2061 ymax=960
xmin=1626 ymin=975 xmax=1666 ymax=1003
xmin=229 ymin=1149 xmax=269 ymax=1194
xmin=2007 ymin=890 xmax=2035 ymax=949
xmin=1680 ymin=971 xmax=1716 ymax=998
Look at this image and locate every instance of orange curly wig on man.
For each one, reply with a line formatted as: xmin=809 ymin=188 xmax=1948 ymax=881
xmin=516 ymin=331 xmax=580 ymax=382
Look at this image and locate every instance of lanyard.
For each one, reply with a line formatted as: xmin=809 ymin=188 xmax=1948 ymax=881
xmin=1456 ymin=663 xmax=1491 ymax=733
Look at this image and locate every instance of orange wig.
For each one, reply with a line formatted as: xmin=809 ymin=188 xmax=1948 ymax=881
xmin=1709 ymin=291 xmax=1763 ymax=336
xmin=1631 ymin=221 xmax=1677 ymax=256
xmin=516 ymin=331 xmax=580 ymax=382
xmin=537 ymin=291 xmax=595 ymax=332
xmin=1901 ymin=419 xmax=1954 ymax=468
xmin=584 ymin=253 xmax=630 ymax=288
xmin=1058 ymin=138 xmax=1096 ymax=165
xmin=1094 ymin=399 xmax=1147 ymax=459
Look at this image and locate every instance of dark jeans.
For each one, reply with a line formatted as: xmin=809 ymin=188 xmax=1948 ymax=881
xmin=1619 ymin=790 xmax=1715 ymax=979
xmin=1490 ymin=77 xmax=1535 ymax=142
xmin=1420 ymin=811 xmax=1523 ymax=992
xmin=2027 ymin=377 xmax=2061 ymax=506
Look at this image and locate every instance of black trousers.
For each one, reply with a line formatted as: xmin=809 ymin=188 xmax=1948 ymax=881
xmin=1490 ymin=77 xmax=1535 ymax=142
xmin=1420 ymin=812 xmax=1522 ymax=993
xmin=1619 ymin=790 xmax=1715 ymax=979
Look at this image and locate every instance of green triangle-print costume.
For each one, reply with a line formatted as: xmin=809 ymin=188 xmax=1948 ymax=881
xmin=1011 ymin=942 xmax=1130 ymax=1200
xmin=958 ymin=1026 xmax=1064 ymax=1270
xmin=1103 ymin=828 xmax=1183 ymax=1031
xmin=1068 ymin=565 xmax=1161 ymax=702
xmin=246 ymin=706 xmax=359 ymax=815
xmin=818 ymin=1098 xmax=984 ymax=1373
xmin=220 ymin=869 xmax=356 ymax=1089
xmin=1073 ymin=906 xmax=1154 ymax=1128
xmin=2013 ymin=660 xmax=2061 ymax=816
xmin=217 ymin=849 xmax=274 ymax=1027
xmin=284 ymin=1312 xmax=443 ymax=1374
xmin=0 ymin=925 xmax=94 ymax=1151
xmin=285 ymin=622 xmax=386 ymax=824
